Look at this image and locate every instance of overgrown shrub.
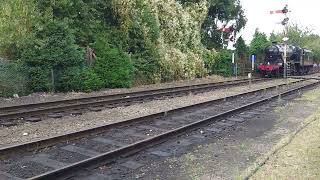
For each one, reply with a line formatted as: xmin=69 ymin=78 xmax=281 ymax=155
xmin=0 ymin=0 xmax=242 ymax=97
xmin=213 ymin=50 xmax=233 ymax=76
xmin=26 ymin=66 xmax=51 ymax=92
xmin=20 ymin=21 xmax=84 ymax=92
xmin=57 ymin=67 xmax=103 ymax=92
xmin=202 ymin=49 xmax=216 ymax=75
xmin=0 ymin=61 xmax=28 ymax=96
xmin=93 ymin=38 xmax=133 ymax=88
xmin=128 ymin=3 xmax=161 ymax=84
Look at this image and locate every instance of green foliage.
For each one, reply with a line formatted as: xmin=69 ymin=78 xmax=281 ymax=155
xmin=201 ymin=0 xmax=247 ymax=49
xmin=21 ymin=21 xmax=84 ymax=67
xmin=0 ymin=61 xmax=28 ymax=96
xmin=26 ymin=66 xmax=51 ymax=92
xmin=0 ymin=0 xmax=41 ymax=59
xmin=269 ymin=31 xmax=279 ymax=43
xmin=36 ymin=0 xmax=116 ymax=46
xmin=0 ymin=0 xmax=245 ymax=96
xmin=178 ymin=0 xmax=202 ymax=4
xmin=235 ymin=36 xmax=248 ymax=57
xmin=202 ymin=49 xmax=217 ymax=75
xmin=21 ymin=21 xmax=84 ymax=92
xmin=128 ymin=2 xmax=161 ymax=83
xmin=271 ymin=24 xmax=320 ymax=62
xmin=93 ymin=38 xmax=133 ymax=88
xmin=213 ymin=50 xmax=233 ymax=76
xmin=249 ymin=29 xmax=270 ymax=55
xmin=57 ymin=67 xmax=103 ymax=92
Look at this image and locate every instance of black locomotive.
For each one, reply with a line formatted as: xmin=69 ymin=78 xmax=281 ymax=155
xmin=258 ymin=43 xmax=314 ymax=77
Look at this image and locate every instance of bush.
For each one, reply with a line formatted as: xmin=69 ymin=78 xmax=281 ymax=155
xmin=213 ymin=50 xmax=233 ymax=76
xmin=0 ymin=61 xmax=28 ymax=97
xmin=93 ymin=38 xmax=133 ymax=88
xmin=128 ymin=5 xmax=161 ymax=84
xmin=202 ymin=49 xmax=216 ymax=75
xmin=26 ymin=66 xmax=52 ymax=92
xmin=21 ymin=21 xmax=84 ymax=92
xmin=57 ymin=67 xmax=103 ymax=92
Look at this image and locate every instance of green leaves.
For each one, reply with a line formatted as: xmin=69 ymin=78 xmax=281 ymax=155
xmin=22 ymin=21 xmax=84 ymax=67
xmin=20 ymin=21 xmax=84 ymax=92
xmin=213 ymin=49 xmax=233 ymax=76
xmin=57 ymin=67 xmax=103 ymax=92
xmin=93 ymin=38 xmax=133 ymax=88
xmin=235 ymin=36 xmax=248 ymax=57
xmin=249 ymin=29 xmax=270 ymax=56
xmin=201 ymin=0 xmax=247 ymax=49
xmin=0 ymin=0 xmax=41 ymax=59
xmin=271 ymin=24 xmax=320 ymax=62
xmin=0 ymin=0 xmax=242 ymax=95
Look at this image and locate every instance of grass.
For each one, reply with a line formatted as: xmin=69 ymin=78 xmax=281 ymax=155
xmin=246 ymin=88 xmax=320 ymax=179
xmin=251 ymin=112 xmax=320 ymax=179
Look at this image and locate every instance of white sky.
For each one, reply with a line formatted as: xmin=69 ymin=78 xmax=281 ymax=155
xmin=240 ymin=0 xmax=320 ymax=43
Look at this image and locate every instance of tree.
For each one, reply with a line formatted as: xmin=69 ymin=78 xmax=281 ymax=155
xmin=21 ymin=21 xmax=84 ymax=91
xmin=0 ymin=0 xmax=41 ymax=59
xmin=271 ymin=24 xmax=313 ymax=47
xmin=249 ymin=29 xmax=270 ymax=63
xmin=270 ymin=24 xmax=320 ymax=62
xmin=269 ymin=31 xmax=280 ymax=43
xmin=250 ymin=29 xmax=270 ymax=55
xmin=201 ymin=0 xmax=247 ymax=50
xmin=235 ymin=36 xmax=248 ymax=59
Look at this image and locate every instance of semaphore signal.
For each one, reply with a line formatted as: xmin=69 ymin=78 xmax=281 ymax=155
xmin=269 ymin=4 xmax=290 ymax=78
xmin=270 ymin=5 xmax=289 ymax=15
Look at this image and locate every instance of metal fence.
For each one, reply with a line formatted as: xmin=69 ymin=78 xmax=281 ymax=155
xmin=0 ymin=61 xmax=28 ymax=97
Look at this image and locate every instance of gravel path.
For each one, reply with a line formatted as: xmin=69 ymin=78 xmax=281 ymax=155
xmin=0 ymin=79 xmax=298 ymax=147
xmin=0 ymin=75 xmax=242 ymax=108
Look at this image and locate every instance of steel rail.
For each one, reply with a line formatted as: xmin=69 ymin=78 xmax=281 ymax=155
xmin=0 ymin=78 xmax=267 ymax=121
xmin=27 ymin=80 xmax=320 ymax=180
xmin=0 ymin=79 xmax=303 ymax=158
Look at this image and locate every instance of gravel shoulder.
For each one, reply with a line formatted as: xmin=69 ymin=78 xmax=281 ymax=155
xmin=0 ymin=75 xmax=242 ymax=108
xmin=0 ymin=79 xmax=295 ymax=147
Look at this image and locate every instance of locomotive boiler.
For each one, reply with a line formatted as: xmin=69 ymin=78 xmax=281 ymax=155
xmin=258 ymin=43 xmax=314 ymax=77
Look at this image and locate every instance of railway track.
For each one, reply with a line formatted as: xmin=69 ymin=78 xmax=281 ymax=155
xmin=0 ymin=78 xmax=267 ymax=126
xmin=0 ymin=78 xmax=318 ymax=180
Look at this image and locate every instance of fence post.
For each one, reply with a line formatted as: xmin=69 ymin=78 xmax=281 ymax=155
xmin=51 ymin=68 xmax=55 ymax=93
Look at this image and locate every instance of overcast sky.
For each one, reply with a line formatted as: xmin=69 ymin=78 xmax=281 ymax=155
xmin=240 ymin=0 xmax=320 ymax=43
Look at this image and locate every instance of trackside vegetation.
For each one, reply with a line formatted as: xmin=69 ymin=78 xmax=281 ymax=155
xmin=0 ymin=0 xmax=248 ymax=96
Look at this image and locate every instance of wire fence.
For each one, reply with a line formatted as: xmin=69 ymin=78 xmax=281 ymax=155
xmin=0 ymin=60 xmax=28 ymax=97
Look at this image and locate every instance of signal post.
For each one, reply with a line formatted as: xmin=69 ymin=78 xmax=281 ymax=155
xmin=270 ymin=5 xmax=290 ymax=78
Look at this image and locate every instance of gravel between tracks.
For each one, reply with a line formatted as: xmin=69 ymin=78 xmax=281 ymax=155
xmin=0 ymin=79 xmax=300 ymax=147
xmin=0 ymin=75 xmax=241 ymax=108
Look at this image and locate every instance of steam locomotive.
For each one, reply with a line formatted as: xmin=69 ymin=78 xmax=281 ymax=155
xmin=258 ymin=43 xmax=314 ymax=77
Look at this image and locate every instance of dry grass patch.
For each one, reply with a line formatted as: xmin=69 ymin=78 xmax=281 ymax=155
xmin=242 ymin=88 xmax=320 ymax=179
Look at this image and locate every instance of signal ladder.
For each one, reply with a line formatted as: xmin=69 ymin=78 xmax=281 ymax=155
xmin=286 ymin=63 xmax=292 ymax=76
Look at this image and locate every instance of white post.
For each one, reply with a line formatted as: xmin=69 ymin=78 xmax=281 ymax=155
xmin=232 ymin=53 xmax=235 ymax=64
xmin=221 ymin=31 xmax=224 ymax=49
xmin=232 ymin=52 xmax=235 ymax=76
xmin=284 ymin=43 xmax=287 ymax=78
xmin=235 ymin=63 xmax=238 ymax=79
xmin=248 ymin=73 xmax=252 ymax=88
xmin=283 ymin=5 xmax=289 ymax=78
xmin=251 ymin=55 xmax=255 ymax=71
